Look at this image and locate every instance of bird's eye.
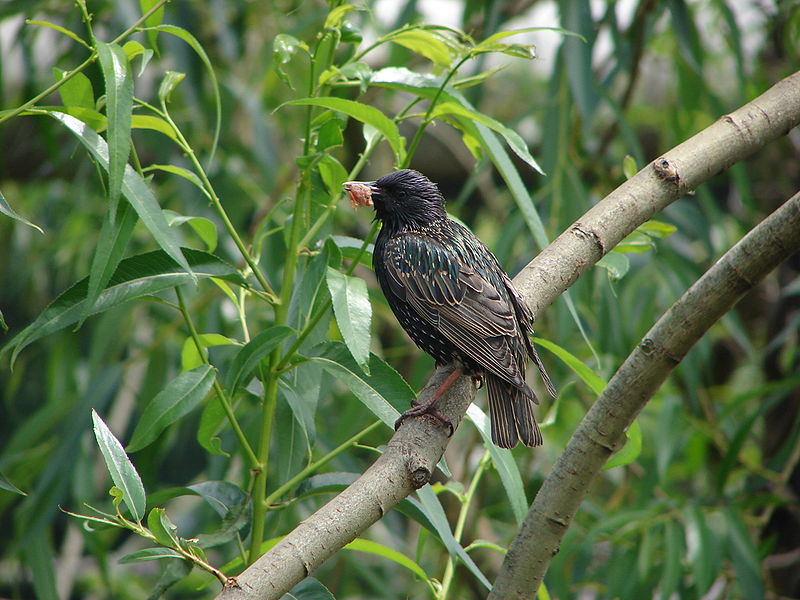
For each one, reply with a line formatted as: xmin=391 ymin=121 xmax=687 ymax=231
xmin=395 ymin=189 xmax=408 ymax=200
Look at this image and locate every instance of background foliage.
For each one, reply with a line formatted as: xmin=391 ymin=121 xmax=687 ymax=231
xmin=1 ymin=1 xmax=799 ymax=598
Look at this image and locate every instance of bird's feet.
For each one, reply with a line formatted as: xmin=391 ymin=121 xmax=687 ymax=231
xmin=395 ymin=402 xmax=454 ymax=436
xmin=394 ymin=367 xmax=463 ymax=437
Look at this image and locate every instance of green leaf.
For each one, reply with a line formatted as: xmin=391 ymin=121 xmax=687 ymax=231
xmin=283 ymin=578 xmax=335 ymax=600
xmin=331 ymin=236 xmax=373 ymax=269
xmin=187 ymin=481 xmax=251 ymax=547
xmin=158 ymin=70 xmax=185 ymax=104
xmin=0 ymin=188 xmax=44 ymax=234
xmin=180 ymin=333 xmax=236 ymax=371
xmin=309 ymin=342 xmax=415 ymax=428
xmin=477 ymin=26 xmax=586 ymax=48
xmin=139 ymin=0 xmax=165 ymax=53
xmin=281 ymin=97 xmax=405 ymax=165
xmin=325 ymin=267 xmax=372 ymax=373
xmin=684 ymin=505 xmax=717 ymax=596
xmin=387 ymin=28 xmax=453 ymax=67
xmin=50 ymin=112 xmax=193 ymax=278
xmin=603 ymin=419 xmax=642 ymax=470
xmin=96 ymin=41 xmax=134 ymax=217
xmin=164 ymin=210 xmax=218 ymax=253
xmin=145 ymin=163 xmax=207 ymax=196
xmin=533 ymin=337 xmax=606 ymax=395
xmin=416 ymin=485 xmax=491 ymax=590
xmin=121 ymin=40 xmax=154 ymax=76
xmin=2 ymin=249 xmax=242 ymax=365
xmin=91 ymin=410 xmax=146 ymax=521
xmin=466 ymin=405 xmax=527 ymax=524
xmin=272 ymin=33 xmax=309 ymax=88
xmin=660 ymin=520 xmax=683 ymax=600
xmin=723 ymin=509 xmax=765 ymax=598
xmin=131 ymin=114 xmax=179 ymax=143
xmin=148 ymin=25 xmax=221 ymax=164
xmin=344 ymin=539 xmax=431 ymax=583
xmin=224 ymin=327 xmax=294 ymax=395
xmin=26 ymin=19 xmax=90 ymax=49
xmin=147 ymin=507 xmax=180 ymax=547
xmin=432 ymin=101 xmax=544 ymax=175
xmin=638 ymin=219 xmax=677 ymax=238
xmin=55 ymin=69 xmax=94 ymax=110
xmin=81 ymin=197 xmax=138 ymax=326
xmin=596 ymin=251 xmax=630 ymax=280
xmin=324 ymin=4 xmax=361 ymax=29
xmin=622 ymin=154 xmax=638 ymax=179
xmin=0 ymin=471 xmax=26 ymax=495
xmin=127 ymin=365 xmax=216 ymax=452
xmin=119 ymin=547 xmax=183 ymax=563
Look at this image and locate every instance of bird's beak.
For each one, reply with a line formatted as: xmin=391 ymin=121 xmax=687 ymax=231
xmin=343 ymin=181 xmax=381 ymax=208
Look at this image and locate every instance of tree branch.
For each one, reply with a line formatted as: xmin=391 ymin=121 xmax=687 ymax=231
xmin=489 ymin=191 xmax=800 ymax=599
xmin=217 ymin=69 xmax=800 ymax=600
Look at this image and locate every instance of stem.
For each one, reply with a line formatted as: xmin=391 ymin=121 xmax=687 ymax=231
xmin=439 ymin=451 xmax=490 ymax=599
xmin=402 ymin=53 xmax=473 ymax=168
xmin=175 ymin=287 xmax=258 ymax=467
xmin=160 ymin=110 xmax=278 ymax=302
xmin=264 ymin=420 xmax=383 ymax=507
xmin=247 ymin=372 xmax=279 ymax=564
xmin=0 ymin=0 xmax=171 ymax=126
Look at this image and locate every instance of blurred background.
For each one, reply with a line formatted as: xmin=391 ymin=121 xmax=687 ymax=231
xmin=1 ymin=1 xmax=799 ymax=598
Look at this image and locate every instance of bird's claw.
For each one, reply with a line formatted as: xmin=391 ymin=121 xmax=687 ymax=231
xmin=395 ymin=405 xmax=454 ymax=437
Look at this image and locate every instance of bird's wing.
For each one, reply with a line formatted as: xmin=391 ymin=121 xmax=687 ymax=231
xmin=383 ymin=234 xmax=527 ymax=386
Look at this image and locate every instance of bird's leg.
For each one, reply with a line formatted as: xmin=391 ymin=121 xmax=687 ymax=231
xmin=395 ymin=368 xmax=463 ymax=436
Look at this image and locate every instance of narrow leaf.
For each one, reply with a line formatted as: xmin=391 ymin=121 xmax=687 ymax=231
xmin=326 ymin=267 xmax=371 ymax=373
xmin=533 ymin=337 xmax=606 ymax=395
xmin=344 ymin=539 xmax=431 ymax=582
xmin=2 ymin=249 xmax=242 ymax=365
xmin=281 ymin=97 xmax=405 ymax=164
xmin=433 ymin=101 xmax=544 ymax=174
xmin=119 ymin=547 xmax=183 ymax=563
xmin=416 ymin=485 xmax=491 ymax=589
xmin=388 ymin=29 xmax=453 ymax=67
xmin=56 ymin=69 xmax=94 ymax=110
xmin=0 ymin=188 xmax=44 ymax=233
xmin=80 ymin=197 xmax=138 ymax=325
xmin=148 ymin=25 xmax=221 ymax=164
xmin=91 ymin=410 xmax=146 ymax=521
xmin=224 ymin=327 xmax=294 ymax=395
xmin=96 ymin=41 xmax=134 ymax=217
xmin=50 ymin=112 xmax=193 ymax=278
xmin=466 ymin=404 xmax=527 ymax=524
xmin=603 ymin=419 xmax=642 ymax=470
xmin=127 ymin=365 xmax=215 ymax=452
xmin=309 ymin=342 xmax=415 ymax=428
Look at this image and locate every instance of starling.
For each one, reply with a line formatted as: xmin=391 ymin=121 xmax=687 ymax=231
xmin=344 ymin=169 xmax=556 ymax=448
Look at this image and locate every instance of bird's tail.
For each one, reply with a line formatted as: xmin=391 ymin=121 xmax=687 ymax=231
xmin=486 ymin=375 xmax=543 ymax=448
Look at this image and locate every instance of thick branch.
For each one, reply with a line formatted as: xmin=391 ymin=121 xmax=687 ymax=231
xmin=489 ymin=192 xmax=800 ymax=599
xmin=218 ymin=69 xmax=800 ymax=600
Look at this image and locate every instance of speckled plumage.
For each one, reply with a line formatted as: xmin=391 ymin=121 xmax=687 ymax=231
xmin=351 ymin=169 xmax=555 ymax=448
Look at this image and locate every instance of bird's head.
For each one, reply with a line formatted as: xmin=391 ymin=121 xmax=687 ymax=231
xmin=344 ymin=169 xmax=446 ymax=229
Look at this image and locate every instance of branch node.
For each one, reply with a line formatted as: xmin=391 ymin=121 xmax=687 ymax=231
xmin=653 ymin=156 xmax=680 ymax=183
xmin=406 ymin=455 xmax=433 ymax=489
xmin=570 ymin=223 xmax=606 ymax=255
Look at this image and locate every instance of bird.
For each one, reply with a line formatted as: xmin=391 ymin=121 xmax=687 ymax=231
xmin=344 ymin=169 xmax=556 ymax=448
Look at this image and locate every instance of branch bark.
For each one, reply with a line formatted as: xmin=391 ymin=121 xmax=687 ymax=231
xmin=489 ymin=191 xmax=800 ymax=599
xmin=218 ymin=69 xmax=800 ymax=600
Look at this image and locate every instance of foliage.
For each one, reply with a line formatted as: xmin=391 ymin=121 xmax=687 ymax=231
xmin=1 ymin=1 xmax=798 ymax=599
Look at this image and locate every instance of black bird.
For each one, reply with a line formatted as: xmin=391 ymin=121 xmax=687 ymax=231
xmin=344 ymin=169 xmax=556 ymax=448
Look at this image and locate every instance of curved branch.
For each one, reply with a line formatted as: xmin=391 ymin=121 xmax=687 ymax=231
xmin=217 ymin=69 xmax=800 ymax=600
xmin=489 ymin=191 xmax=800 ymax=599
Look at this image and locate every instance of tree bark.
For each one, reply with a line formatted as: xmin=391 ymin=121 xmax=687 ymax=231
xmin=218 ymin=69 xmax=800 ymax=600
xmin=489 ymin=192 xmax=800 ymax=599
